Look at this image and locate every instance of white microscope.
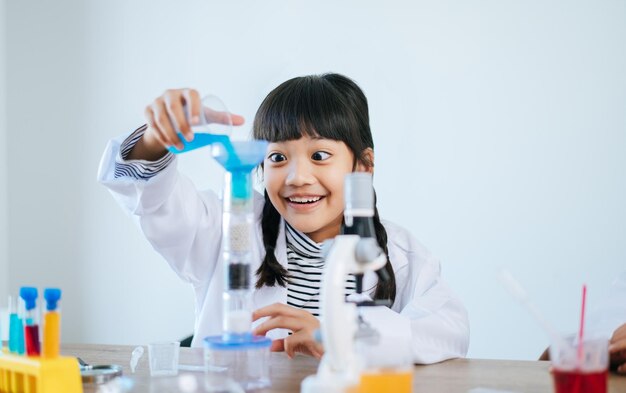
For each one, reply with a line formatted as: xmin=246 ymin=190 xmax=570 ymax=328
xmin=301 ymin=173 xmax=403 ymax=393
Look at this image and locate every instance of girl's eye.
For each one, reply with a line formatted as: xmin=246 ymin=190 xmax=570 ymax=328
xmin=268 ymin=153 xmax=286 ymax=163
xmin=311 ymin=151 xmax=331 ymax=161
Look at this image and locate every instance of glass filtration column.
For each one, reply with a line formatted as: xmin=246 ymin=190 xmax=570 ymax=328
xmin=211 ymin=140 xmax=268 ymax=341
xmin=204 ymin=140 xmax=273 ymax=391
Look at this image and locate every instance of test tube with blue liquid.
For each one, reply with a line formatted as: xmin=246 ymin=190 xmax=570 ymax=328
xmin=8 ymin=295 xmax=25 ymax=354
xmin=20 ymin=287 xmax=40 ymax=356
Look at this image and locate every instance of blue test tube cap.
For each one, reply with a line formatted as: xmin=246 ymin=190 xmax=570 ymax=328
xmin=44 ymin=288 xmax=62 ymax=311
xmin=19 ymin=286 xmax=38 ymax=310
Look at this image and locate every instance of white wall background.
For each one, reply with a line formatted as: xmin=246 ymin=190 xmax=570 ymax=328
xmin=0 ymin=0 xmax=8 ymax=307
xmin=2 ymin=0 xmax=625 ymax=360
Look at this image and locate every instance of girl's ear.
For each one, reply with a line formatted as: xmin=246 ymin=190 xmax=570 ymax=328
xmin=356 ymin=148 xmax=374 ymax=174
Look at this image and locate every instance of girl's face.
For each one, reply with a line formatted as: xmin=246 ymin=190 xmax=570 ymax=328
xmin=263 ymin=135 xmax=370 ymax=243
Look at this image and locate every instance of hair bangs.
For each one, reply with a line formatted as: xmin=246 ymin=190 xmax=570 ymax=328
xmin=253 ymin=75 xmax=357 ymax=145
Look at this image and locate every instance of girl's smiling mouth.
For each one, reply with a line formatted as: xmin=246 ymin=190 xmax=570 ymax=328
xmin=284 ymin=195 xmax=326 ymax=210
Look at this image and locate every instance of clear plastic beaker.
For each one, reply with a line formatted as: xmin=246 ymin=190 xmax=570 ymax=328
xmin=148 ymin=341 xmax=180 ymax=377
xmin=549 ymin=334 xmax=608 ymax=393
xmin=204 ymin=335 xmax=272 ymax=390
xmin=188 ymin=95 xmax=232 ymax=134
xmin=168 ymin=94 xmax=234 ymax=154
xmin=356 ymin=334 xmax=413 ymax=393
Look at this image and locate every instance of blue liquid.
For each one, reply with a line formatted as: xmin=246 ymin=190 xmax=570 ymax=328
xmin=168 ymin=133 xmax=267 ymax=199
xmin=168 ymin=133 xmax=238 ymax=163
xmin=9 ymin=313 xmax=25 ymax=354
xmin=167 ymin=133 xmax=269 ymax=169
xmin=213 ymin=140 xmax=268 ymax=199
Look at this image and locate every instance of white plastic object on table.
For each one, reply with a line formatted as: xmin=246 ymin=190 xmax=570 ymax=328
xmin=129 ymin=345 xmax=144 ymax=374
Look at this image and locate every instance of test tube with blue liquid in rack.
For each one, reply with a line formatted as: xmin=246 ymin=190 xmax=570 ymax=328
xmin=8 ymin=296 xmax=25 ymax=354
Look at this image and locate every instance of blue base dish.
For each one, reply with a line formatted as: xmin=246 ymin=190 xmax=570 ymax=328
xmin=204 ymin=334 xmax=272 ymax=390
xmin=204 ymin=334 xmax=272 ymax=351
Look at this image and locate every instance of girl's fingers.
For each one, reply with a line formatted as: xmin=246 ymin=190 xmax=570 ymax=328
xmin=153 ymin=100 xmax=183 ymax=150
xmin=203 ymin=107 xmax=245 ymax=126
xmin=309 ymin=343 xmax=324 ymax=360
xmin=251 ymin=303 xmax=322 ymax=360
xmin=144 ymin=105 xmax=158 ymax=135
xmin=253 ymin=303 xmax=319 ymax=337
xmin=144 ymin=106 xmax=168 ymax=149
xmin=186 ymin=89 xmax=202 ymax=127
xmin=164 ymin=90 xmax=191 ymax=142
xmin=253 ymin=303 xmax=301 ymax=321
xmin=611 ymin=324 xmax=626 ymax=342
xmin=609 ymin=339 xmax=626 ymax=354
xmin=270 ymin=339 xmax=285 ymax=352
xmin=283 ymin=332 xmax=323 ymax=359
xmin=253 ymin=316 xmax=304 ymax=336
xmin=231 ymin=113 xmax=245 ymax=126
xmin=611 ymin=349 xmax=626 ymax=365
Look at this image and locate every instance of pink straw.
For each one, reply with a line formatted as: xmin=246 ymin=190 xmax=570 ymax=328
xmin=577 ymin=284 xmax=587 ymax=367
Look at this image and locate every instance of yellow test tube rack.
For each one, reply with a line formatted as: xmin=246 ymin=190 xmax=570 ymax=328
xmin=0 ymin=352 xmax=82 ymax=393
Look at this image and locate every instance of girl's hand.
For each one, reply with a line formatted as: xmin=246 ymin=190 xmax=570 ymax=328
xmin=610 ymin=323 xmax=626 ymax=374
xmin=252 ymin=303 xmax=324 ymax=359
xmin=128 ymin=88 xmax=244 ymax=161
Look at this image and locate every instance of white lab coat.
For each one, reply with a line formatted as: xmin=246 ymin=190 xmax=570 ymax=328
xmin=97 ymin=134 xmax=470 ymax=364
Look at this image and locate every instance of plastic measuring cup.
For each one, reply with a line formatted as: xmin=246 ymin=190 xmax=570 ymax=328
xmin=204 ymin=335 xmax=271 ymax=390
xmin=148 ymin=341 xmax=180 ymax=377
xmin=167 ymin=94 xmax=234 ymax=154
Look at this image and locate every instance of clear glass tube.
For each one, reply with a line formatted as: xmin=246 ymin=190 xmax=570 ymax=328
xmin=43 ymin=288 xmax=62 ymax=358
xmin=24 ymin=307 xmax=40 ymax=356
xmin=20 ymin=287 xmax=40 ymax=356
xmin=8 ymin=295 xmax=25 ymax=354
xmin=222 ymin=170 xmax=254 ymax=339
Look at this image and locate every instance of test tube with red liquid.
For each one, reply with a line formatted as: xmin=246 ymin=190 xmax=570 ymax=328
xmin=19 ymin=286 xmax=41 ymax=356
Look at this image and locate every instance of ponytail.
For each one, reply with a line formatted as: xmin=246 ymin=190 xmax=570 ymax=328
xmin=371 ymin=193 xmax=397 ymax=305
xmin=255 ymin=191 xmax=289 ymax=288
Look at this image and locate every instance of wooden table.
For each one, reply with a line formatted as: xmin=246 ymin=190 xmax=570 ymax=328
xmin=63 ymin=344 xmax=626 ymax=392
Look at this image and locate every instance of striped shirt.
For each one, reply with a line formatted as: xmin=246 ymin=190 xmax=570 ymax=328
xmin=114 ymin=125 xmax=174 ymax=179
xmin=286 ymin=223 xmax=356 ymax=317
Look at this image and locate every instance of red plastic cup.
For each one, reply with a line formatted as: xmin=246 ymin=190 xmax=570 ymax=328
xmin=549 ymin=335 xmax=608 ymax=393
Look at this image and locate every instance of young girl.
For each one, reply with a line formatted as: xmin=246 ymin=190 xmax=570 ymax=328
xmin=98 ymin=73 xmax=469 ymax=363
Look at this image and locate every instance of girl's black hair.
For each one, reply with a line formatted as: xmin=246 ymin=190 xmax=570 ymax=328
xmin=252 ymin=73 xmax=396 ymax=304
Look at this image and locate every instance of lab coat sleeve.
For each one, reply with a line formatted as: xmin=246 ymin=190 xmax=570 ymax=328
xmin=397 ymin=253 xmax=470 ymax=364
xmin=97 ymin=134 xmax=223 ymax=287
xmin=360 ymin=262 xmax=469 ymax=365
xmin=359 ymin=249 xmax=469 ymax=364
xmin=362 ymin=222 xmax=470 ymax=364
